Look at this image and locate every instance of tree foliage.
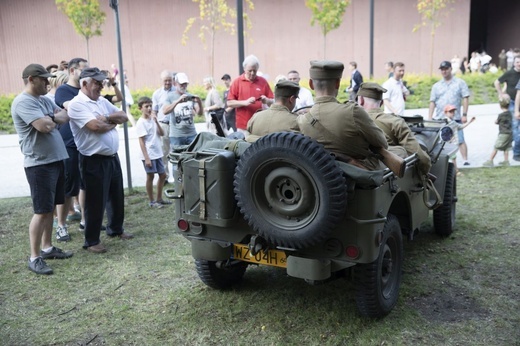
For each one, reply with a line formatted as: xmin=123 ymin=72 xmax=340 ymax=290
xmin=413 ymin=0 xmax=454 ymax=75
xmin=55 ymin=0 xmax=106 ymax=61
xmin=305 ymin=0 xmax=350 ymax=59
xmin=182 ymin=0 xmax=254 ymax=76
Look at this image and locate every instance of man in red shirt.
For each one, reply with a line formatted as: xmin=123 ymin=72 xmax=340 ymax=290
xmin=227 ymin=55 xmax=274 ymax=134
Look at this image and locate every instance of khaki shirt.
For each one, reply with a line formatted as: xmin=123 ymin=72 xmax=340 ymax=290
xmin=298 ymin=96 xmax=387 ymax=170
xmin=367 ymin=109 xmax=431 ymax=175
xmin=246 ymin=104 xmax=299 ymax=142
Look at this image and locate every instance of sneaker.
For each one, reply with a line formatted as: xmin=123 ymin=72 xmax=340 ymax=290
xmin=41 ymin=246 xmax=73 ymax=260
xmin=56 ymin=225 xmax=71 ymax=242
xmin=482 ymin=160 xmax=494 ymax=167
xmin=463 ymin=161 xmax=470 ymax=166
xmin=498 ymin=161 xmax=510 ymax=166
xmin=79 ymin=223 xmax=107 ymax=231
xmin=156 ymin=199 xmax=172 ymax=205
xmin=149 ymin=201 xmax=164 ymax=209
xmin=28 ymin=257 xmax=53 ymax=275
xmin=66 ymin=211 xmax=81 ymax=222
xmin=74 ymin=204 xmax=81 ymax=214
xmin=513 ymin=155 xmax=520 ymax=162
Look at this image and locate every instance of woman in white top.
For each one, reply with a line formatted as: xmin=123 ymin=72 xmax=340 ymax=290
xmin=203 ymin=77 xmax=224 ymax=134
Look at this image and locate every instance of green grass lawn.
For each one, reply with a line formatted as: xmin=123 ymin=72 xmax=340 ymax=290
xmin=0 ymin=167 xmax=518 ymax=345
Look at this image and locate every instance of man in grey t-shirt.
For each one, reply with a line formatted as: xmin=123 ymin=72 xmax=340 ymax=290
xmin=11 ymin=63 xmax=73 ymax=275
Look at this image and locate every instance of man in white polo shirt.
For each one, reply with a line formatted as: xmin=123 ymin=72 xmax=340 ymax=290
xmin=68 ymin=67 xmax=134 ymax=254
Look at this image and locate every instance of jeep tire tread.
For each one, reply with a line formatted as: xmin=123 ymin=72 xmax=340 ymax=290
xmin=195 ymin=259 xmax=248 ymax=289
xmin=433 ymin=162 xmax=457 ymax=236
xmin=234 ymin=132 xmax=347 ymax=249
xmin=353 ymin=214 xmax=403 ymax=318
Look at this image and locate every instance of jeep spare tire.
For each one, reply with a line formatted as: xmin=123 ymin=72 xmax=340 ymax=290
xmin=234 ymin=132 xmax=347 ymax=249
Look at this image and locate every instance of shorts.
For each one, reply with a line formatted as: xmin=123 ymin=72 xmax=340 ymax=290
xmin=455 ymin=120 xmax=465 ymax=145
xmin=494 ymin=133 xmax=513 ymax=151
xmin=25 ymin=161 xmax=65 ymax=214
xmin=170 ymin=135 xmax=196 ymax=147
xmin=142 ymin=158 xmax=165 ymax=175
xmin=64 ymin=147 xmax=81 ymax=197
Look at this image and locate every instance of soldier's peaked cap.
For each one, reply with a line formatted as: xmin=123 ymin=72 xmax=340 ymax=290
xmin=309 ymin=60 xmax=344 ymax=79
xmin=275 ymin=80 xmax=300 ymax=97
xmin=357 ymin=82 xmax=387 ymax=100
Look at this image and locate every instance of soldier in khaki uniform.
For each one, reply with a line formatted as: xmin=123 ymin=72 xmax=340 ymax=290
xmin=246 ymin=80 xmax=300 ymax=142
xmin=297 ymin=60 xmax=388 ymax=170
xmin=357 ymin=82 xmax=432 ymax=176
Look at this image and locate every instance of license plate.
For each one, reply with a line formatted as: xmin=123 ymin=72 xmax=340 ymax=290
xmin=232 ymin=244 xmax=287 ymax=268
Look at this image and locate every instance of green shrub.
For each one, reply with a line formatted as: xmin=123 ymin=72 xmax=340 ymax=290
xmin=0 ymin=72 xmax=501 ymax=134
xmin=0 ymin=95 xmax=16 ymax=134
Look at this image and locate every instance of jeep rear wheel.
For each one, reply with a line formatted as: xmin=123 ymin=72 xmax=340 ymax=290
xmin=433 ymin=162 xmax=457 ymax=236
xmin=234 ymin=132 xmax=347 ymax=249
xmin=354 ymin=214 xmax=403 ymax=318
xmin=195 ymin=259 xmax=248 ymax=289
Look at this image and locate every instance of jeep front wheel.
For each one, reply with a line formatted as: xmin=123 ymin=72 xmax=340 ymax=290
xmin=433 ymin=162 xmax=457 ymax=236
xmin=353 ymin=214 xmax=403 ymax=318
xmin=234 ymin=132 xmax=347 ymax=249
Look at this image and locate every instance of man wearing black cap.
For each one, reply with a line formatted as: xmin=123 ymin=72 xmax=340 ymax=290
xmin=11 ymin=63 xmax=73 ymax=274
xmin=68 ymin=67 xmax=133 ymax=254
xmin=246 ymin=80 xmax=300 ymax=142
xmin=428 ymin=60 xmax=471 ymax=165
xmin=221 ymin=73 xmax=236 ymax=131
xmin=357 ymin=82 xmax=431 ymax=176
xmin=298 ymin=60 xmax=388 ymax=170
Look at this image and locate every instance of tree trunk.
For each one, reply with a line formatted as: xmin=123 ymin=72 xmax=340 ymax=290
xmin=86 ymin=37 xmax=90 ymax=62
xmin=323 ymin=33 xmax=327 ymax=59
xmin=429 ymin=24 xmax=435 ymax=76
xmin=210 ymin=29 xmax=215 ymax=77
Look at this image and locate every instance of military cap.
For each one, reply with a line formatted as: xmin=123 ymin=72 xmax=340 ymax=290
xmin=357 ymin=82 xmax=387 ymax=100
xmin=309 ymin=60 xmax=344 ymax=79
xmin=275 ymin=80 xmax=300 ymax=98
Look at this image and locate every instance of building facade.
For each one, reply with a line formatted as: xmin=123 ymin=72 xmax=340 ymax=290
xmin=0 ymin=0 xmax=517 ymax=94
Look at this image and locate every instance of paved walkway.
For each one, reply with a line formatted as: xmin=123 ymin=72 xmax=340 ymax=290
xmin=1 ymin=103 xmax=518 ymax=198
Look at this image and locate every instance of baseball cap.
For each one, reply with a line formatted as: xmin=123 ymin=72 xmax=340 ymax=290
xmin=439 ymin=61 xmax=452 ymax=69
xmin=22 ymin=64 xmax=54 ymax=79
xmin=80 ymin=67 xmax=107 ymax=81
xmin=221 ymin=74 xmax=231 ymax=80
xmin=175 ymin=72 xmax=189 ymax=84
xmin=443 ymin=104 xmax=457 ymax=112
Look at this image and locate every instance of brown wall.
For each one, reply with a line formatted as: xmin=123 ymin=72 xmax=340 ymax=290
xmin=0 ymin=0 xmax=472 ymax=95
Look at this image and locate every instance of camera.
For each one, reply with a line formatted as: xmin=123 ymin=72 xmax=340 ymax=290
xmin=184 ymin=94 xmax=196 ymax=102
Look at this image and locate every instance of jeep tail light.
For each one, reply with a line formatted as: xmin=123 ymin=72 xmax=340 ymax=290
xmin=345 ymin=246 xmax=360 ymax=259
xmin=177 ymin=219 xmax=189 ymax=231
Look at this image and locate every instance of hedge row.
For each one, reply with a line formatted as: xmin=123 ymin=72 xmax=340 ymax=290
xmin=0 ymin=72 xmax=498 ymax=134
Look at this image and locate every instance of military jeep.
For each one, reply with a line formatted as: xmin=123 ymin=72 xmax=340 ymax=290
xmin=167 ymin=117 xmax=457 ymax=318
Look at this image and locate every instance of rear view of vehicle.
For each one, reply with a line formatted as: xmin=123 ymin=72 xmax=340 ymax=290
xmin=168 ymin=118 xmax=457 ymax=318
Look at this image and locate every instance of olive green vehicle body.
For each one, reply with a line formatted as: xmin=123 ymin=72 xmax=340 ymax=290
xmin=170 ymin=127 xmax=455 ymax=282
